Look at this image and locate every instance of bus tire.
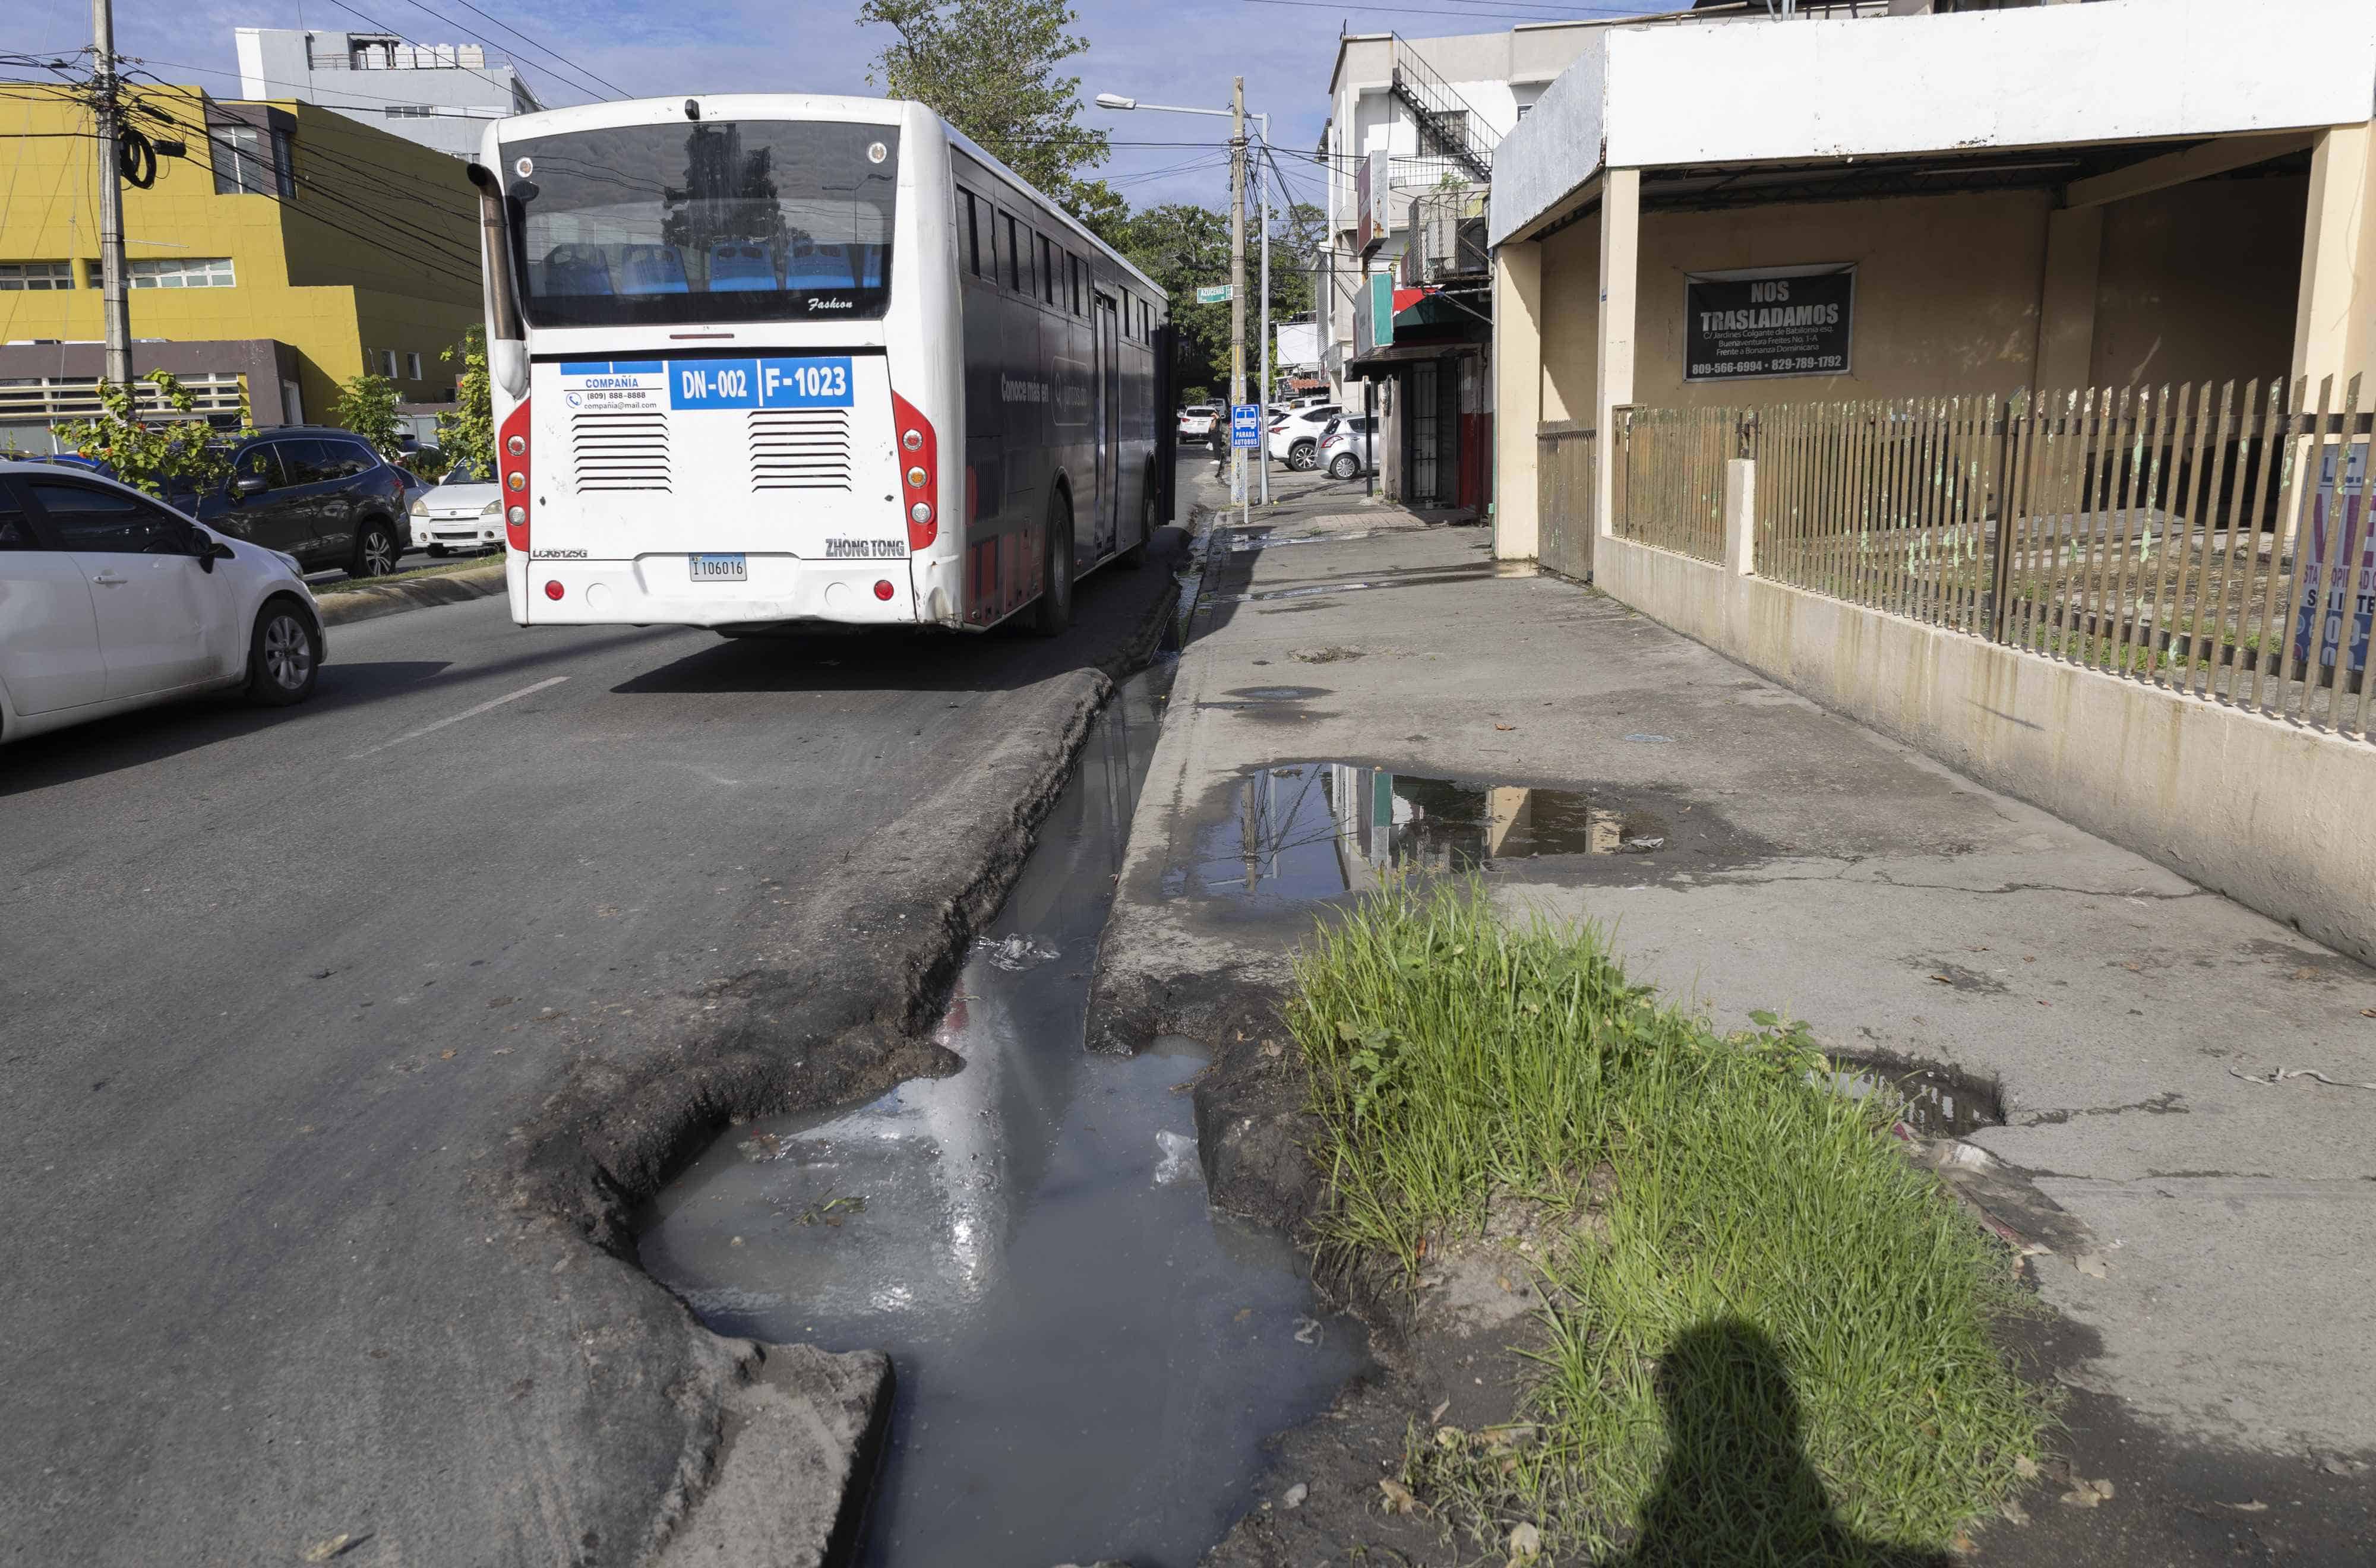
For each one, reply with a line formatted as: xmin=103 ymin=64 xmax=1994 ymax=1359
xmin=1031 ymin=489 xmax=1074 ymax=637
xmin=1116 ymin=484 xmax=1155 ymax=569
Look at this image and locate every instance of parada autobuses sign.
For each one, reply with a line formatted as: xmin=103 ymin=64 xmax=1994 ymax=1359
xmin=1683 ymin=264 xmax=1854 ymax=382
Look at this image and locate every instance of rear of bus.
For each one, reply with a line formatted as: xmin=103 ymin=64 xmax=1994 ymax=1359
xmin=472 ymin=97 xmax=965 ymax=630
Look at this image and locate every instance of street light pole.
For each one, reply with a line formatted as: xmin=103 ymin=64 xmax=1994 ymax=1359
xmin=91 ymin=0 xmax=132 ymax=390
xmin=1091 ymin=88 xmax=1273 ymax=519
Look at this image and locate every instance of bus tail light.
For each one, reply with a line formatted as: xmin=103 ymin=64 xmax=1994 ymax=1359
xmin=890 ymin=390 xmax=937 ymax=551
xmin=500 ymin=399 xmax=532 ymax=552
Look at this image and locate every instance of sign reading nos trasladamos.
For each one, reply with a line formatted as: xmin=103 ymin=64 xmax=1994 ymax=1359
xmin=1684 ymin=265 xmax=1853 ymax=382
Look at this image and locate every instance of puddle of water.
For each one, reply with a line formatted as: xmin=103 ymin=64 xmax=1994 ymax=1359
xmin=1164 ymin=764 xmax=1670 ymax=903
xmin=1822 ymin=1056 xmax=2004 ymax=1138
xmin=637 ymin=671 xmax=1363 ymax=1568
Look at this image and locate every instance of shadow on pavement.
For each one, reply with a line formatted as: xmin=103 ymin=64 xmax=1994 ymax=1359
xmin=0 ymin=624 xmax=669 ymax=797
xmin=1610 ymin=1320 xmax=1949 ymax=1568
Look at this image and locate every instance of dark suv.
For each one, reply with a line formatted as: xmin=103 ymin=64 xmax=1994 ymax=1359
xmin=191 ymin=426 xmax=409 ymax=578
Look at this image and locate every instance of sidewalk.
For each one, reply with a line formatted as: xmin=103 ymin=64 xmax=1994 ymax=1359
xmin=1091 ymin=467 xmax=2376 ymax=1562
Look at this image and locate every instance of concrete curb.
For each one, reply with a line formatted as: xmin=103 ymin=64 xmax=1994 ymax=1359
xmin=315 ymin=560 xmax=507 ymax=627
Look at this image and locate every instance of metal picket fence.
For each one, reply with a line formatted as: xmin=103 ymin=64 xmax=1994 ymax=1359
xmin=1617 ymin=377 xmax=2376 ymax=741
xmin=1535 ymin=422 xmax=1595 ymax=582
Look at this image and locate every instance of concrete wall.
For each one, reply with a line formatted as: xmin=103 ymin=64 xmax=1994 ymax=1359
xmin=1493 ymin=0 xmax=2376 ymax=246
xmin=0 ymin=84 xmax=479 ymax=423
xmin=2091 ymin=170 xmax=2307 ymax=390
xmin=1529 ymin=182 xmax=2306 ymax=410
xmin=1591 ymin=530 xmax=2376 ymax=969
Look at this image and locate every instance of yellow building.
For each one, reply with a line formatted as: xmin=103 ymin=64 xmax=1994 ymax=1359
xmin=0 ymin=81 xmax=480 ymax=448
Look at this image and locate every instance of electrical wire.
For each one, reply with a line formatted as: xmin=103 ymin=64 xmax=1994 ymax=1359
xmin=429 ymin=0 xmax=633 ymax=99
xmin=387 ymin=0 xmax=616 ymax=106
xmin=27 ymin=125 xmax=485 ymax=294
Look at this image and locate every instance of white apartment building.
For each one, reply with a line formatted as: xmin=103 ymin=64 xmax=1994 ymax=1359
xmin=1311 ymin=23 xmax=1603 ymax=510
xmin=234 ymin=28 xmax=544 ymax=160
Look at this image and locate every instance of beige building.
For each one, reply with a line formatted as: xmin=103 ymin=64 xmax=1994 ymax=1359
xmin=1489 ymin=0 xmax=2376 ymax=566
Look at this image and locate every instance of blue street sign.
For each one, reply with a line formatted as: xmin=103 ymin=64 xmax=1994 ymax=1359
xmin=1230 ymin=404 xmax=1262 ymax=448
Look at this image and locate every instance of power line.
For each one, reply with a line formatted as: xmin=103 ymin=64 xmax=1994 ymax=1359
xmin=314 ymin=0 xmax=589 ymax=108
xmin=27 ymin=125 xmax=485 ymax=294
xmin=387 ymin=0 xmax=615 ymax=105
xmin=429 ymin=0 xmax=632 ymax=99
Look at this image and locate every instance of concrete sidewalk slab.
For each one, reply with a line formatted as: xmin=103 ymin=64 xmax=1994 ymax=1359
xmin=1091 ymin=469 xmax=2376 ymax=1557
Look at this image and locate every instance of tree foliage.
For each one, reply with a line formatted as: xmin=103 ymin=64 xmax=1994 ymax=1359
xmin=437 ymin=329 xmax=495 ymax=476
xmin=330 ymin=372 xmax=405 ymax=457
xmin=859 ymin=0 xmax=1109 ymax=217
xmin=52 ymin=371 xmax=251 ymax=500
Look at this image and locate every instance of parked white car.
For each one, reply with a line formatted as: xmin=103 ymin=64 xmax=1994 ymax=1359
xmin=1176 ymin=404 xmax=1219 ymax=440
xmin=1 ymin=461 xmax=323 ymax=744
xmin=409 ymin=461 xmax=505 ymax=555
xmin=1268 ymin=404 xmax=1342 ymax=470
xmin=1319 ymin=414 xmax=1379 ymax=480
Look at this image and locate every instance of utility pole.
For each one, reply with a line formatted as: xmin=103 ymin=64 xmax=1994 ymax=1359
xmin=91 ymin=0 xmax=132 ymax=390
xmin=1229 ymin=75 xmax=1247 ymax=526
xmin=1256 ymin=115 xmax=1271 ymax=508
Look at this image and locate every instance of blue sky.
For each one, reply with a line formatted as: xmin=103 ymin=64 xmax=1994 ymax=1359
xmin=7 ymin=1 xmax=1637 ymax=213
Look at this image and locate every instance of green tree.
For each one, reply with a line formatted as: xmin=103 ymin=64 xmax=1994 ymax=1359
xmin=436 ymin=328 xmax=494 ymax=476
xmin=51 ymin=371 xmax=249 ymax=500
xmin=330 ymin=371 xmax=404 ymax=457
xmin=858 ymin=0 xmax=1110 ymax=217
xmin=1106 ymin=201 xmax=1235 ymax=394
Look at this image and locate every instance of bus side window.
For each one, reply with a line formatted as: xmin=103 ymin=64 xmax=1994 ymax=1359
xmin=1005 ymin=213 xmax=1026 ymax=295
xmin=962 ymin=192 xmax=984 ymax=279
xmin=1038 ymin=235 xmax=1056 ymax=305
xmin=1068 ymin=255 xmax=1082 ymax=317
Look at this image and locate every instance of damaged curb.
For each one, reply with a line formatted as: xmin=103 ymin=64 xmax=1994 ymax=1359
xmin=315 ymin=559 xmax=508 ymax=627
xmin=485 ymin=543 xmax=1189 ymax=1565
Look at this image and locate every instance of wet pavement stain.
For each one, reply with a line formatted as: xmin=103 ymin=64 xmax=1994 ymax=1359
xmin=1822 ymin=1055 xmax=2006 ymax=1138
xmin=1161 ymin=764 xmax=1751 ymax=905
xmin=636 ymin=671 xmax=1363 ymax=1568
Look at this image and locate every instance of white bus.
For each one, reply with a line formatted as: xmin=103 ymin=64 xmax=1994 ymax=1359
xmin=466 ymin=96 xmax=1176 ymax=635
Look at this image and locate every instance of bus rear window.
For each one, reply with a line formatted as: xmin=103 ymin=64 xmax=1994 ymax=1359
xmin=504 ymin=121 xmax=898 ymax=327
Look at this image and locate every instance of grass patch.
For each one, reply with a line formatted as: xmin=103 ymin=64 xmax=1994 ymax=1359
xmin=1290 ymin=881 xmax=2046 ymax=1564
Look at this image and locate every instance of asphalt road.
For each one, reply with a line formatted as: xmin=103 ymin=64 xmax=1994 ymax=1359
xmin=1 ymin=523 xmax=1183 ymax=1566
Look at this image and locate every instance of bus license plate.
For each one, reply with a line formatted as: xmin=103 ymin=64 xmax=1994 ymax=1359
xmin=690 ymin=553 xmax=747 ymax=581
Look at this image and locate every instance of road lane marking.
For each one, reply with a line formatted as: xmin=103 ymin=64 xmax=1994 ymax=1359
xmin=349 ymin=676 xmax=569 ymax=759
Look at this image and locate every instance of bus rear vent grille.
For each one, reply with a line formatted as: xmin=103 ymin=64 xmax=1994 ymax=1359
xmin=569 ymin=413 xmax=671 ymax=491
xmin=749 ymin=409 xmax=852 ymax=491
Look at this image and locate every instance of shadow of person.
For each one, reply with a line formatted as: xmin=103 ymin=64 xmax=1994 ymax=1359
xmin=1617 ymin=1319 xmax=1950 ymax=1568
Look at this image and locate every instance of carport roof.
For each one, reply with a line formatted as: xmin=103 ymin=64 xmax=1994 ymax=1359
xmin=1490 ymin=0 xmax=2376 ymax=247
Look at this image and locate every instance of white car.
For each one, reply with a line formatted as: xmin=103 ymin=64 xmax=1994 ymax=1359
xmin=409 ymin=461 xmax=505 ymax=555
xmin=1319 ymin=415 xmax=1379 ymax=480
xmin=1 ymin=461 xmax=323 ymax=744
xmin=1267 ymin=404 xmax=1342 ymax=470
xmin=1176 ymin=405 xmax=1219 ymax=440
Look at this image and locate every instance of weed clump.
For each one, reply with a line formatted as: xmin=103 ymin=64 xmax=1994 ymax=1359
xmin=1289 ymin=882 xmax=2045 ymax=1563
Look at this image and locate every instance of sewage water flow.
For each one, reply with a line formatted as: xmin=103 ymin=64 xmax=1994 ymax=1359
xmin=637 ymin=668 xmax=1362 ymax=1567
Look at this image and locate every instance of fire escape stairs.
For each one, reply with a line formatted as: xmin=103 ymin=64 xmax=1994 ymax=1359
xmin=1388 ymin=34 xmax=1496 ymax=184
